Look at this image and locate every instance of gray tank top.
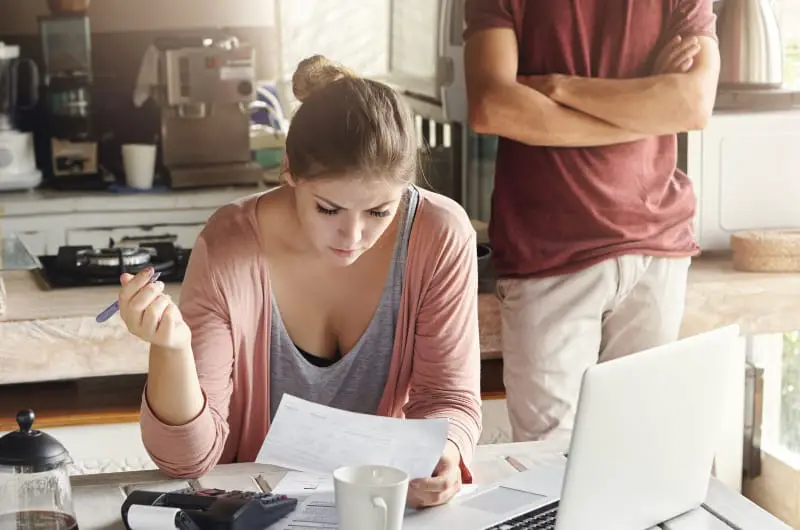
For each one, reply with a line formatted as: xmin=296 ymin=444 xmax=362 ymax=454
xmin=269 ymin=187 xmax=419 ymax=420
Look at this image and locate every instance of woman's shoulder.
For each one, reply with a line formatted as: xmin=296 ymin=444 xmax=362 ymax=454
xmin=192 ymin=191 xmax=265 ymax=273
xmin=413 ymin=188 xmax=476 ymax=249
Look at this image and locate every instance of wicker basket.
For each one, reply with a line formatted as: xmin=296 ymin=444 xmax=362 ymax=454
xmin=47 ymin=0 xmax=91 ymax=14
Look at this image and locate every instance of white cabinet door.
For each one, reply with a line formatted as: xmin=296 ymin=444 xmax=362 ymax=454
xmin=66 ymin=224 xmax=204 ymax=249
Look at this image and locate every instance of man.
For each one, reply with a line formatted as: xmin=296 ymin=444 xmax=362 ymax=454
xmin=463 ymin=0 xmax=720 ymax=442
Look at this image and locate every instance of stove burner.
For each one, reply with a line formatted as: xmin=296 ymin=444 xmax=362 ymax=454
xmin=76 ymin=247 xmax=154 ymax=268
xmin=35 ymin=242 xmax=190 ymax=289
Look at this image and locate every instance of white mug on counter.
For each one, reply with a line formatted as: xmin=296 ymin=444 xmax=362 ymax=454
xmin=333 ymin=465 xmax=409 ymax=530
xmin=122 ymin=144 xmax=157 ymax=190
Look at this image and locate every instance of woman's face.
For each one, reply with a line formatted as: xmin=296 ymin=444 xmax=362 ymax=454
xmin=289 ymin=175 xmax=407 ymax=267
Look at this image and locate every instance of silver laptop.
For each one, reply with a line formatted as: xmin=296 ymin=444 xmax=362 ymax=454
xmin=405 ymin=325 xmax=742 ymax=530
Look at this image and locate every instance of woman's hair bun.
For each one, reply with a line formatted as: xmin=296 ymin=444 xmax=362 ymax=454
xmin=292 ymin=55 xmax=357 ymax=102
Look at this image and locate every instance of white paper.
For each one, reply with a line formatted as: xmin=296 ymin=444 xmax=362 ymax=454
xmin=275 ymin=492 xmax=339 ymax=530
xmin=273 ymin=471 xmax=334 ymax=497
xmin=257 ymin=395 xmax=449 ymax=479
xmin=127 ymin=504 xmax=181 ymax=529
xmin=274 ymin=485 xmax=483 ymax=530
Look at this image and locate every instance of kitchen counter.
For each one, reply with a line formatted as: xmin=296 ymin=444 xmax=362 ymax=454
xmin=1 ymin=251 xmax=799 ymax=399
xmin=4 ymin=252 xmax=800 ymax=386
xmin=0 ymin=269 xmax=503 ymax=386
xmin=0 ymin=184 xmax=273 ymax=218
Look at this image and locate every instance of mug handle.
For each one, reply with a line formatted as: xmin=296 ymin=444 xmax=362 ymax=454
xmin=371 ymin=496 xmax=388 ymax=530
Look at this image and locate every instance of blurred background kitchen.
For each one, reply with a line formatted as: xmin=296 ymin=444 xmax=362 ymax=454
xmin=2 ymin=0 xmax=800 ymax=524
xmin=0 ymin=0 xmax=797 ymax=260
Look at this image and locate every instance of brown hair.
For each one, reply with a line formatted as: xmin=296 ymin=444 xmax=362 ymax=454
xmin=285 ymin=55 xmax=418 ymax=184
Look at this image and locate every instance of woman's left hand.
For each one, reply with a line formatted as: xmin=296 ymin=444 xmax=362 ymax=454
xmin=407 ymin=441 xmax=463 ymax=508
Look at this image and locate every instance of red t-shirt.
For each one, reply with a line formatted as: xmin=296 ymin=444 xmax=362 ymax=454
xmin=464 ymin=0 xmax=716 ymax=278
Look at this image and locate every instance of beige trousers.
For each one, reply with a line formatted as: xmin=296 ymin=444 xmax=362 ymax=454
xmin=498 ymin=255 xmax=692 ymax=442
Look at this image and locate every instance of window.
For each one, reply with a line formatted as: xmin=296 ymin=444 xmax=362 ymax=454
xmin=780 ymin=333 xmax=800 ymax=452
xmin=775 ymin=0 xmax=800 ymax=88
xmin=749 ymin=332 xmax=800 ymax=467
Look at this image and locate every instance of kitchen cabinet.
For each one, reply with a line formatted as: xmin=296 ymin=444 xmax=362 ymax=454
xmin=0 ymin=186 xmax=264 ymax=255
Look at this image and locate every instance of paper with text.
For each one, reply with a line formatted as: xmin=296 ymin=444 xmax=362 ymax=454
xmin=256 ymin=394 xmax=449 ymax=479
xmin=273 ymin=471 xmax=334 ymax=498
xmin=275 ymin=486 xmax=484 ymax=530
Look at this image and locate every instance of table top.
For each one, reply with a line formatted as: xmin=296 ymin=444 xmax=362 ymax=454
xmin=68 ymin=442 xmax=788 ymax=530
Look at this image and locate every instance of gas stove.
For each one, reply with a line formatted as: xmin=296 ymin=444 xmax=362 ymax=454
xmin=36 ymin=242 xmax=191 ymax=289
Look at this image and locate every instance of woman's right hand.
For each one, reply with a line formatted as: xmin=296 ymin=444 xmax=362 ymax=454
xmin=118 ymin=268 xmax=192 ymax=351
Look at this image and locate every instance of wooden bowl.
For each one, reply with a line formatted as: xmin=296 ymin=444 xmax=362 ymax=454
xmin=47 ymin=0 xmax=91 ymax=14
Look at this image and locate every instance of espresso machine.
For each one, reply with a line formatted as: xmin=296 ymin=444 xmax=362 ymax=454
xmin=154 ymin=37 xmax=261 ymax=188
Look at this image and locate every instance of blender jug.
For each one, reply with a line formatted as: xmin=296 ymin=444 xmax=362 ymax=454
xmin=0 ymin=42 xmax=40 ymax=130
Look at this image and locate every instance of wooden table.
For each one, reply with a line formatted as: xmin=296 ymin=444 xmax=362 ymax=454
xmin=69 ymin=442 xmax=787 ymax=530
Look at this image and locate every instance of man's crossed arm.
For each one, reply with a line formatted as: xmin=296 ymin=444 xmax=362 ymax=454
xmin=520 ymin=36 xmax=720 ymax=136
xmin=464 ymin=28 xmax=720 ymax=147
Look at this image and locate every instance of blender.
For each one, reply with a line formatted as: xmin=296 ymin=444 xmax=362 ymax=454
xmin=0 ymin=42 xmax=42 ymax=191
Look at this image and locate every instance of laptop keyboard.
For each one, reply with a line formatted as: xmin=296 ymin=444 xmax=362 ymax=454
xmin=487 ymin=501 xmax=560 ymax=529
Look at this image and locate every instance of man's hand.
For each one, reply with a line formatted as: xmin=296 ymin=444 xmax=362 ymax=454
xmin=516 ymin=74 xmax=563 ymax=99
xmin=531 ymin=35 xmax=720 ymax=134
xmin=407 ymin=441 xmax=462 ymax=509
xmin=520 ymin=35 xmax=703 ymax=99
xmin=653 ymin=35 xmax=702 ymax=74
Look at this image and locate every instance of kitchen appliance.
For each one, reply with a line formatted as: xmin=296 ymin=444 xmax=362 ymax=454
xmin=679 ymin=109 xmax=800 ymax=251
xmin=121 ymin=487 xmax=298 ymax=530
xmin=153 ymin=37 xmax=262 ymax=188
xmin=36 ymin=241 xmax=190 ymax=289
xmin=0 ymin=409 xmax=77 ymax=530
xmin=38 ymin=14 xmax=102 ymax=189
xmin=0 ymin=43 xmax=42 ymax=191
xmin=716 ymin=0 xmax=784 ymax=89
xmin=378 ymin=1 xmax=490 ymax=220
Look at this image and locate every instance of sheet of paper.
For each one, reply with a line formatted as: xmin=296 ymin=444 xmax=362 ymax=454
xmin=256 ymin=394 xmax=449 ymax=479
xmin=273 ymin=471 xmax=334 ymax=498
xmin=275 ymin=485 xmax=483 ymax=530
xmin=273 ymin=492 xmax=338 ymax=530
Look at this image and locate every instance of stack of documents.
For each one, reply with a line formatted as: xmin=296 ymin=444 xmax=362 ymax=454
xmin=257 ymin=395 xmax=451 ymax=529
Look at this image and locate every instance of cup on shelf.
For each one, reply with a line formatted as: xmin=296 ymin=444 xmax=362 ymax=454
xmin=122 ymin=144 xmax=157 ymax=190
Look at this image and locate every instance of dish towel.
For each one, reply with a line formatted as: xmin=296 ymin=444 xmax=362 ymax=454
xmin=133 ymin=44 xmax=160 ymax=107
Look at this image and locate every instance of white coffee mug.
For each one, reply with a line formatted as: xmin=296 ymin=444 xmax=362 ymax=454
xmin=122 ymin=143 xmax=157 ymax=190
xmin=333 ymin=465 xmax=409 ymax=530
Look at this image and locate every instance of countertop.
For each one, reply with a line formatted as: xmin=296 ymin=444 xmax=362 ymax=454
xmin=0 ymin=183 xmax=273 ymax=218
xmin=68 ymin=445 xmax=787 ymax=530
xmin=5 ymin=252 xmax=800 ymax=383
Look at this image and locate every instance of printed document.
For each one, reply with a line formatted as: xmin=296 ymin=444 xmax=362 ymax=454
xmin=256 ymin=394 xmax=449 ymax=479
xmin=274 ymin=486 xmax=483 ymax=530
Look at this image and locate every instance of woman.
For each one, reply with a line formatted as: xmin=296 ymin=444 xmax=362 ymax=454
xmin=117 ymin=55 xmax=482 ymax=508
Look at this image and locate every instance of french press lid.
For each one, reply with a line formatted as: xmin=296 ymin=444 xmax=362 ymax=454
xmin=0 ymin=409 xmax=71 ymax=470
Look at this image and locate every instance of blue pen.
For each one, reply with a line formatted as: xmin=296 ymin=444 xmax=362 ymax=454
xmin=96 ymin=271 xmax=162 ymax=323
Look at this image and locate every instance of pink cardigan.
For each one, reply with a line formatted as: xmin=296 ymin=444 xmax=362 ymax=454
xmin=139 ymin=188 xmax=483 ymax=481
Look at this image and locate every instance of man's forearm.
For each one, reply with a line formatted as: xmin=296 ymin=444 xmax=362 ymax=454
xmin=471 ymin=82 xmax=649 ymax=147
xmin=541 ymin=74 xmax=710 ymax=135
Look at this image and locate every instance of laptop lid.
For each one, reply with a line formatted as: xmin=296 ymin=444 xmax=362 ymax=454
xmin=555 ymin=325 xmax=743 ymax=530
